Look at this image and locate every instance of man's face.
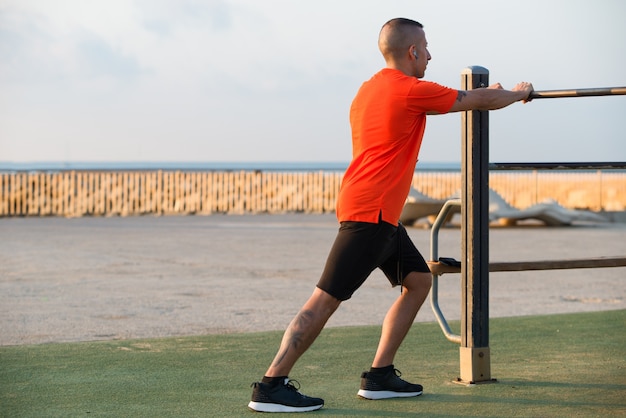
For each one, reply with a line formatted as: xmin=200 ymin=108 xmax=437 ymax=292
xmin=413 ymin=29 xmax=431 ymax=78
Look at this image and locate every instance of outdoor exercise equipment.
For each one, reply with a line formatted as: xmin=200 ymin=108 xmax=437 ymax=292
xmin=429 ymin=66 xmax=626 ymax=384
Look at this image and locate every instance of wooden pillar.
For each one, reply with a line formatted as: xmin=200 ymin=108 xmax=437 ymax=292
xmin=459 ymin=66 xmax=494 ymax=384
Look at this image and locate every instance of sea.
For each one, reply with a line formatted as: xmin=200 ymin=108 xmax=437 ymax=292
xmin=2 ymin=161 xmax=623 ymax=173
xmin=0 ymin=161 xmax=462 ymax=173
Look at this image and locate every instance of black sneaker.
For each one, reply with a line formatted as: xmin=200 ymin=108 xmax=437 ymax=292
xmin=357 ymin=368 xmax=423 ymax=400
xmin=248 ymin=378 xmax=324 ymax=413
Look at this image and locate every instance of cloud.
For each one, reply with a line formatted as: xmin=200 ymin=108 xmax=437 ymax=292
xmin=0 ymin=1 xmax=147 ymax=85
xmin=76 ymin=34 xmax=146 ymax=80
xmin=0 ymin=6 xmax=61 ymax=84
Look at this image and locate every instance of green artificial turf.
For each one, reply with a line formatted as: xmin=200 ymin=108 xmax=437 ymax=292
xmin=1 ymin=310 xmax=625 ymax=417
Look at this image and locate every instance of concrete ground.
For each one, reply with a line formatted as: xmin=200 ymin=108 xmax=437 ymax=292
xmin=1 ymin=214 xmax=624 ymax=346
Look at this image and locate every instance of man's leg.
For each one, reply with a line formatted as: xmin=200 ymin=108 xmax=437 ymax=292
xmin=265 ymin=286 xmax=341 ymax=377
xmin=372 ymin=271 xmax=432 ymax=367
xmin=357 ymin=271 xmax=431 ymax=400
xmin=248 ymin=287 xmax=341 ymax=412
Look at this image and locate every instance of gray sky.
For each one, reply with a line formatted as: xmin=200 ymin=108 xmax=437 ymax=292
xmin=1 ymin=0 xmax=625 ymax=164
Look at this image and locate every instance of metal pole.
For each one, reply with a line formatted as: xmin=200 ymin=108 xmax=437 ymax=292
xmin=459 ymin=66 xmax=494 ymax=384
xmin=489 ymin=162 xmax=626 ymax=171
xmin=529 ymin=86 xmax=626 ymax=100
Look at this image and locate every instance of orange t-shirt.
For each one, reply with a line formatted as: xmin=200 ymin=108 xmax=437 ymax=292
xmin=337 ymin=68 xmax=458 ymax=225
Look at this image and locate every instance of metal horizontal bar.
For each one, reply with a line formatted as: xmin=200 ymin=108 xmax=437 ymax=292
xmin=529 ymin=86 xmax=626 ymax=99
xmin=489 ymin=162 xmax=626 ymax=170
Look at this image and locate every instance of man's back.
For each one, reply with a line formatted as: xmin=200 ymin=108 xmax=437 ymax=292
xmin=337 ymin=68 xmax=457 ymax=225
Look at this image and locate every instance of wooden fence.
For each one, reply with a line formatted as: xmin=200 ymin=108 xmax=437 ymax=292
xmin=413 ymin=171 xmax=626 ymax=211
xmin=1 ymin=170 xmax=624 ymax=217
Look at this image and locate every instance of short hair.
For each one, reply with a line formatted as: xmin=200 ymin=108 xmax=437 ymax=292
xmin=378 ymin=18 xmax=424 ymax=60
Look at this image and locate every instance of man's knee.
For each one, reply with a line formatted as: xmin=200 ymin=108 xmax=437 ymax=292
xmin=402 ymin=271 xmax=432 ymax=293
xmin=307 ymin=287 xmax=342 ymax=315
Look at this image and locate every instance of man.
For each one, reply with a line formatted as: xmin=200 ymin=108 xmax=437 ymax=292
xmin=248 ymin=17 xmax=533 ymax=413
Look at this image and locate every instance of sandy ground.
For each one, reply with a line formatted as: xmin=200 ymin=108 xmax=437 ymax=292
xmin=0 ymin=214 xmax=624 ymax=346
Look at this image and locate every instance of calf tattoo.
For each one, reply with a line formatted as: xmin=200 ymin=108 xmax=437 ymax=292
xmin=272 ymin=309 xmax=315 ymax=367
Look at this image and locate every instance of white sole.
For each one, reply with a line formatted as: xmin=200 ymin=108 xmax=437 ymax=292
xmin=357 ymin=389 xmax=423 ymax=400
xmin=248 ymin=401 xmax=323 ymax=413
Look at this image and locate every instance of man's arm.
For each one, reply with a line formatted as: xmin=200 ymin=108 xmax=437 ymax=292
xmin=433 ymin=82 xmax=533 ymax=114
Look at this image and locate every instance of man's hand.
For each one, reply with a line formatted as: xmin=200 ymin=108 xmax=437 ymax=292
xmin=488 ymin=81 xmax=533 ymax=103
xmin=511 ymin=81 xmax=534 ymax=103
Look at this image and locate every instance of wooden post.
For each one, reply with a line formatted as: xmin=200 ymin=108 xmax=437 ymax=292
xmin=459 ymin=66 xmax=494 ymax=384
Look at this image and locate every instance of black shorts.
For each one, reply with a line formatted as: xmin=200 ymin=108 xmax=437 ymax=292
xmin=316 ymin=220 xmax=430 ymax=301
